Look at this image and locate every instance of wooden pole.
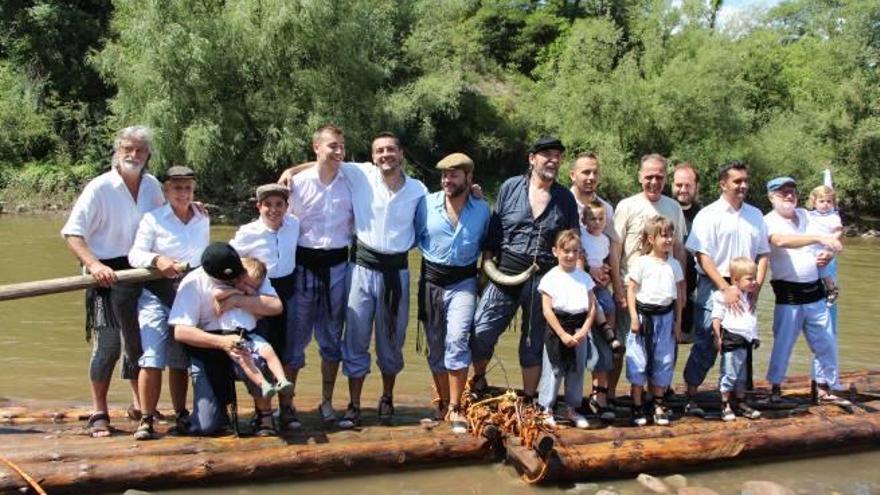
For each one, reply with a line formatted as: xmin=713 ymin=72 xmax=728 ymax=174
xmin=0 ymin=264 xmax=188 ymax=302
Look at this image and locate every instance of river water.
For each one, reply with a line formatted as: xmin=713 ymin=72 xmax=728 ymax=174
xmin=1 ymin=215 xmax=878 ymax=494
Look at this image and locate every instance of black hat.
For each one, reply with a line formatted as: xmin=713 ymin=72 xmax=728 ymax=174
xmin=201 ymin=242 xmax=244 ymax=281
xmin=162 ymin=165 xmax=196 ymax=182
xmin=528 ymin=136 xmax=565 ymax=155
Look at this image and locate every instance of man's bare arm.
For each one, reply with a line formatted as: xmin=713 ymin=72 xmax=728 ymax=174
xmin=64 ymin=235 xmax=116 ymax=286
xmin=768 ymin=233 xmax=841 ymax=251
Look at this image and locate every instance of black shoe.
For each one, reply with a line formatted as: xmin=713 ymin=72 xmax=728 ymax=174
xmin=378 ymin=395 xmax=395 ymax=426
xmin=631 ymin=406 xmax=648 ymax=426
xmin=279 ymin=405 xmax=302 ymax=430
xmin=338 ymin=403 xmax=361 ymax=429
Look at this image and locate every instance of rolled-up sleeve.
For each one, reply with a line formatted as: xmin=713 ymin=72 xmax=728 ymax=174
xmin=128 ymin=215 xmax=158 ymax=268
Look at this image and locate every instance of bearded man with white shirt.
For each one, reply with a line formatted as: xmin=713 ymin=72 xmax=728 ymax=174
xmin=762 ymin=176 xmax=848 ymax=405
xmin=61 ymin=125 xmax=165 ymax=437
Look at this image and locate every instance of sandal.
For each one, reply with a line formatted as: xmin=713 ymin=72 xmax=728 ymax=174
xmin=377 ymin=395 xmax=395 ymax=426
xmin=770 ymin=385 xmax=783 ymax=403
xmin=589 ymin=386 xmax=616 ymax=421
xmin=318 ymin=399 xmax=338 ymax=425
xmin=447 ymin=404 xmax=468 ymax=434
xmin=133 ymin=415 xmax=157 ymax=441
xmin=338 ymin=403 xmax=361 ymax=429
xmin=430 ymin=399 xmax=448 ymax=422
xmin=468 ymin=374 xmax=488 ymax=398
xmin=170 ymin=409 xmax=191 ymax=435
xmin=126 ymin=404 xmax=142 ymax=421
xmin=279 ymin=405 xmax=302 ymax=430
xmin=652 ymin=400 xmax=670 ymax=426
xmin=251 ymin=410 xmax=277 ymax=437
xmin=87 ymin=411 xmax=112 ymax=438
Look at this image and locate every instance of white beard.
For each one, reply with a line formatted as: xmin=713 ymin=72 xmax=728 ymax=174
xmin=119 ymin=158 xmax=144 ymax=175
xmin=771 ymin=197 xmax=796 ymax=217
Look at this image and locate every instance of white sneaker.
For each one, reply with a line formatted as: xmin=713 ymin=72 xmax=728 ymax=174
xmin=565 ymin=408 xmax=590 ymax=429
xmin=542 ymin=410 xmax=557 ymax=427
xmin=721 ymin=403 xmax=736 ymax=422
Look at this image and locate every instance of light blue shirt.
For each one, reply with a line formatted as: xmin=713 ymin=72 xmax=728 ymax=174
xmin=416 ymin=191 xmax=490 ymax=267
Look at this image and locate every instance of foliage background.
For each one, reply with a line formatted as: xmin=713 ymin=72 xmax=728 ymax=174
xmin=1 ymin=0 xmax=878 ymax=216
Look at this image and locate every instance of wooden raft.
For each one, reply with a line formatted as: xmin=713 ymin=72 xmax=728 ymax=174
xmin=0 ymin=402 xmax=493 ymax=495
xmin=500 ymin=370 xmax=880 ymax=483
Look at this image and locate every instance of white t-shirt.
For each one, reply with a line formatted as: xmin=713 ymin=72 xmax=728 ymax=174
xmin=807 ymin=210 xmax=842 ymax=236
xmin=572 ymin=188 xmax=619 ymax=243
xmin=229 ymin=215 xmax=300 ymax=279
xmin=168 ymin=268 xmax=277 ymax=332
xmin=613 ymin=193 xmax=687 ymax=278
xmin=685 ymin=197 xmax=770 ymax=277
xmin=61 ymin=168 xmax=165 ymax=259
xmin=537 ymin=266 xmax=596 ymax=314
xmin=580 ymin=227 xmax=610 ymax=269
xmin=764 ymin=209 xmax=820 ymax=283
xmin=628 ymin=254 xmax=684 ymax=306
xmin=710 ymin=291 xmax=758 ymax=342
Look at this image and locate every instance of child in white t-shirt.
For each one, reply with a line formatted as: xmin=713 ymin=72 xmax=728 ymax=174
xmin=806 ymin=185 xmax=842 ymax=305
xmin=214 ymin=257 xmax=293 ymax=399
xmin=711 ymin=256 xmax=762 ymax=422
xmin=536 ymin=229 xmax=597 ymax=429
xmin=626 ymin=215 xmax=684 ymax=427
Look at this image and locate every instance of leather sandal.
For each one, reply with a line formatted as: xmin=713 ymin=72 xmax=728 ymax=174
xmin=87 ymin=411 xmax=112 ymax=438
xmin=251 ymin=410 xmax=277 ymax=437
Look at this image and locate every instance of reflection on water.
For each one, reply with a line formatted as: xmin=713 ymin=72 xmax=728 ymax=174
xmin=1 ymin=215 xmax=879 ymax=493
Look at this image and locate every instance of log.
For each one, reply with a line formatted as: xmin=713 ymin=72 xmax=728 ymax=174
xmin=0 ymin=263 xmax=187 ymax=302
xmin=0 ymin=433 xmax=492 ymax=494
xmin=513 ymin=409 xmax=880 ymax=482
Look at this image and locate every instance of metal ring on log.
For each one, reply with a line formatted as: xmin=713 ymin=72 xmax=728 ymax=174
xmin=482 ymin=258 xmax=538 ymax=287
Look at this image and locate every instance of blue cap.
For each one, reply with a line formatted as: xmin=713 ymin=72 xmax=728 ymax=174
xmin=766 ymin=176 xmax=797 ymax=193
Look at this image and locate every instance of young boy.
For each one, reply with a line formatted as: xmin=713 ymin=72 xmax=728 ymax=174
xmin=580 ymin=200 xmax=622 ymax=420
xmin=711 ymin=257 xmax=762 ymax=421
xmin=213 ymin=257 xmax=293 ymax=399
xmin=230 ymin=184 xmax=301 ymax=428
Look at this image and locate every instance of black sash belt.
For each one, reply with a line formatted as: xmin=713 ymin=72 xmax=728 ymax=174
xmin=84 ymin=256 xmax=133 ymax=341
xmin=296 ymin=246 xmax=348 ymax=317
xmin=416 ymin=259 xmax=478 ymax=354
xmin=497 ymin=250 xmax=555 ymax=277
xmin=770 ymin=279 xmax=825 ymax=305
xmin=635 ymin=301 xmax=674 ymax=381
xmin=545 ymin=310 xmax=587 ymax=374
xmin=354 ymin=240 xmax=408 ymax=342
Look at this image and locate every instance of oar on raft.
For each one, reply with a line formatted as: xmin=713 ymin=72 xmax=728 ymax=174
xmin=0 ymin=263 xmax=188 ymax=302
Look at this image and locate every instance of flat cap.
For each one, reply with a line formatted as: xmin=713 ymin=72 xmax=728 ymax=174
xmin=528 ymin=136 xmax=565 ymax=155
xmin=201 ymin=242 xmax=244 ymax=282
xmin=256 ymin=183 xmax=289 ymax=203
xmin=436 ymin=153 xmax=474 ymax=173
xmin=766 ymin=176 xmax=797 ymax=193
xmin=162 ymin=165 xmax=195 ymax=181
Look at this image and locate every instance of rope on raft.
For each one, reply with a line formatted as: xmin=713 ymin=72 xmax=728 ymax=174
xmin=1 ymin=455 xmax=48 ymax=495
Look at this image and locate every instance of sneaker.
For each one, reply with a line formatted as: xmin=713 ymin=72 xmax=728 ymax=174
xmin=631 ymin=407 xmax=648 ymax=427
xmin=737 ymin=402 xmax=761 ymax=419
xmin=133 ymin=415 xmax=157 ymax=441
xmin=338 ymin=403 xmax=361 ymax=429
xmin=653 ymin=405 xmax=670 ymax=426
xmin=261 ymin=381 xmax=276 ymax=400
xmin=721 ymin=402 xmax=736 ymax=422
xmin=565 ymin=408 xmax=590 ymax=429
xmin=279 ymin=405 xmax=302 ymax=430
xmin=275 ymin=378 xmax=294 ymax=397
xmin=541 ymin=409 xmax=557 ymax=428
xmin=377 ymin=395 xmax=395 ymax=426
xmin=318 ymin=399 xmax=338 ymax=425
xmin=818 ymin=391 xmax=852 ymax=407
xmin=684 ymin=400 xmax=705 ymax=418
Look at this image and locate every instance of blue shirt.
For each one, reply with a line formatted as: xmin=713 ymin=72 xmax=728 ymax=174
xmin=485 ymin=175 xmax=579 ymax=268
xmin=416 ymin=191 xmax=491 ymax=267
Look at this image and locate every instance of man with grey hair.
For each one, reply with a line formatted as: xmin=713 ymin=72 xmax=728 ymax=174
xmin=62 ymin=125 xmax=165 ymax=437
xmin=611 ymin=154 xmax=688 ymax=403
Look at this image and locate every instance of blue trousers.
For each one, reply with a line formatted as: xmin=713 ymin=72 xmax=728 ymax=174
xmin=425 ymin=278 xmax=478 ymax=373
xmin=342 ymin=265 xmax=409 ymax=378
xmin=719 ymin=347 xmax=749 ymax=393
xmin=626 ymin=311 xmax=676 ymax=388
xmin=767 ymin=300 xmax=838 ymax=386
xmin=286 ymin=262 xmax=350 ymax=370
xmin=471 ymin=275 xmax=546 ymax=368
xmin=683 ymin=275 xmax=717 ymax=387
xmin=538 ymin=339 xmax=589 ymax=410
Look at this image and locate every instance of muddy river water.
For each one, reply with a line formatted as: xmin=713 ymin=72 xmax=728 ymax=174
xmin=1 ymin=215 xmax=878 ymax=494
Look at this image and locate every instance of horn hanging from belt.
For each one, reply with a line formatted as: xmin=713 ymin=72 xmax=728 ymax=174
xmin=482 ymin=224 xmax=542 ymax=287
